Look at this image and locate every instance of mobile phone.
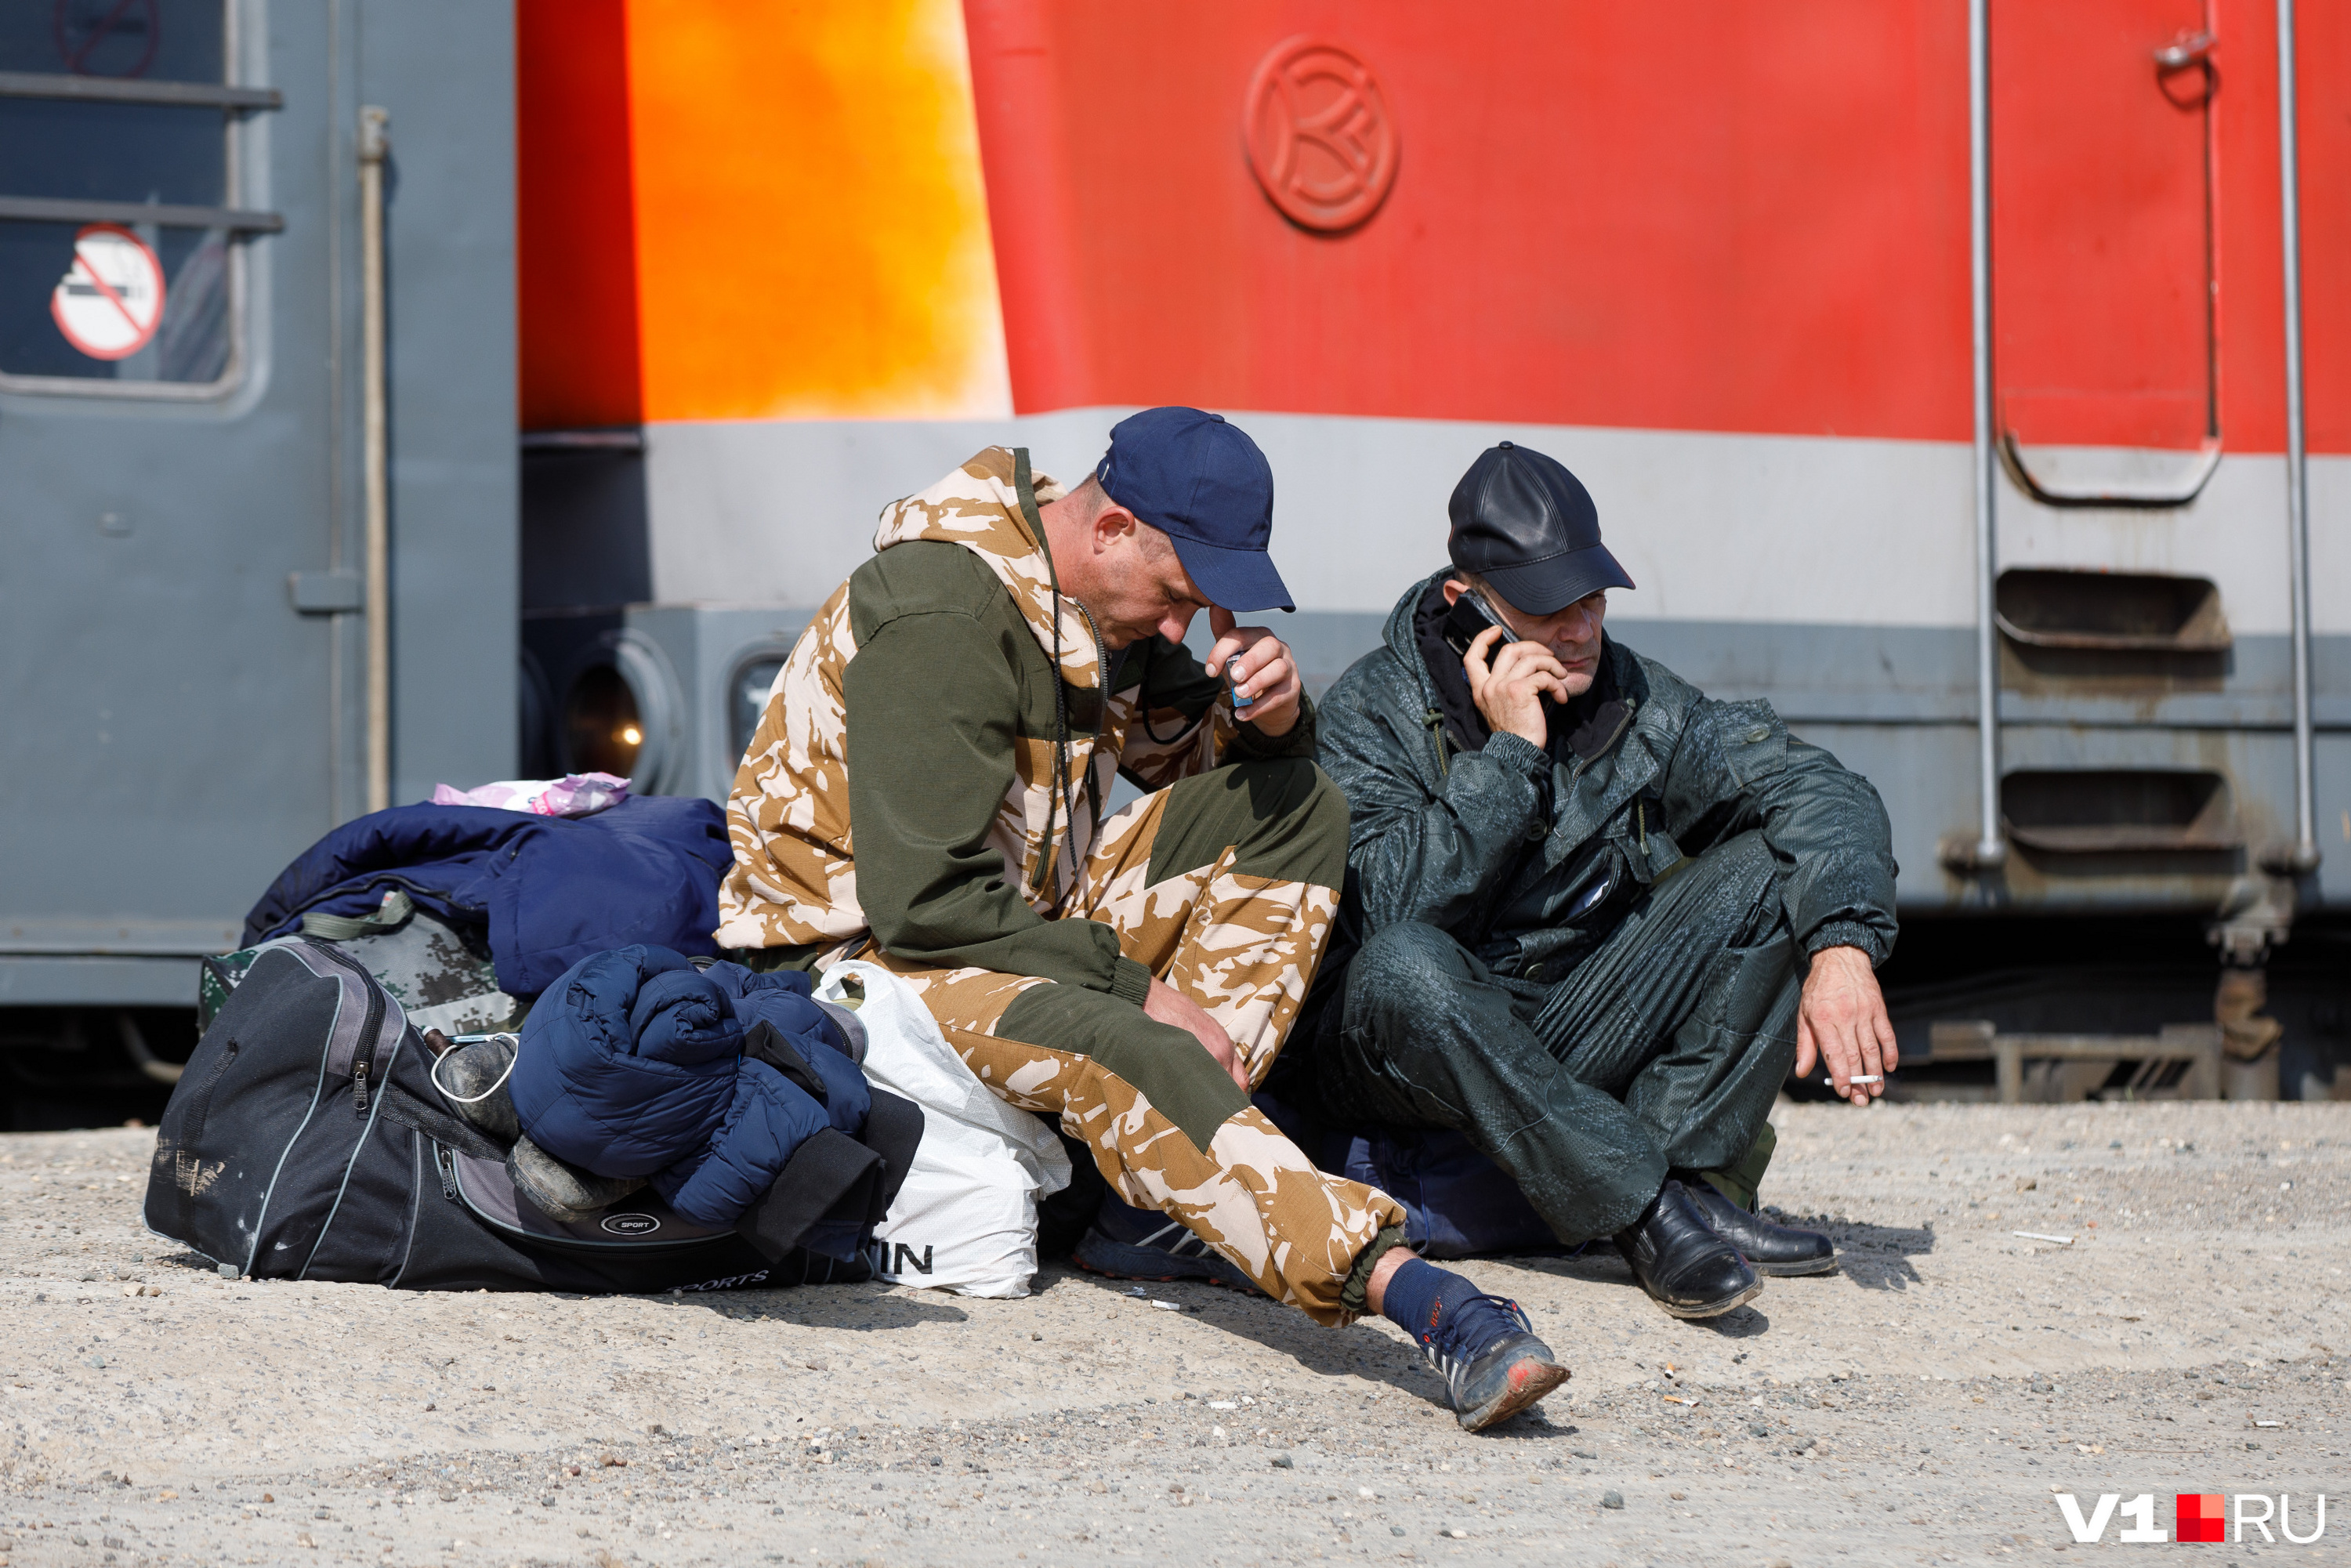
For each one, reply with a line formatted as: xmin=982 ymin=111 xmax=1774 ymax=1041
xmin=1440 ymin=588 xmax=1509 ymax=658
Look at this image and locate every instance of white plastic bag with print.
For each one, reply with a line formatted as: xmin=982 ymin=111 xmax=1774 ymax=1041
xmin=817 ymin=960 xmax=1071 ymax=1298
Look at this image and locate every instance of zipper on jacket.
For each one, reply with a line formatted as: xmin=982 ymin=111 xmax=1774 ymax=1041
xmin=435 ymin=1144 xmax=459 ymax=1203
xmin=1424 ymin=708 xmax=1451 ymax=779
xmin=1570 ymin=697 xmax=1639 ymax=781
xmin=352 ymin=1058 xmax=370 ymax=1113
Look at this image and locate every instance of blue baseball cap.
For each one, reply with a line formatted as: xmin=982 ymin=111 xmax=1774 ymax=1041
xmin=1094 ymin=407 xmax=1293 ymax=613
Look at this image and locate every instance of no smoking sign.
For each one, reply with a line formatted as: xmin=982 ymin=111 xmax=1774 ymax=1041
xmin=52 ymin=225 xmax=166 ymax=360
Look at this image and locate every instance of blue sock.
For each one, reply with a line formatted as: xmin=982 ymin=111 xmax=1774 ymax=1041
xmin=1379 ymin=1257 xmax=1480 ymax=1345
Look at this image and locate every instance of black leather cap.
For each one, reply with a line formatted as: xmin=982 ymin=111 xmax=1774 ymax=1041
xmin=1447 ymin=442 xmax=1634 ymax=614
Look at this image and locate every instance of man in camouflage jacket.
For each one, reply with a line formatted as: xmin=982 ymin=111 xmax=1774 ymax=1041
xmin=1305 ymin=442 xmax=1900 ymax=1318
xmin=715 ymin=412 xmax=1571 ymax=1428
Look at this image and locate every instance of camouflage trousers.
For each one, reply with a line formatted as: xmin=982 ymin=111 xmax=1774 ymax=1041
xmin=877 ymin=759 xmax=1404 ymax=1326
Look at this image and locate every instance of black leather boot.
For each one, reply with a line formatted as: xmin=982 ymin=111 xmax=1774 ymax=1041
xmin=1689 ymin=1183 xmax=1838 ymax=1276
xmin=1612 ymin=1179 xmax=1762 ymax=1319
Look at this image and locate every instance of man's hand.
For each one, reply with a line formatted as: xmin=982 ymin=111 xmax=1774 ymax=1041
xmin=1463 ymin=625 xmax=1570 ymax=748
xmin=1795 ymin=944 xmax=1898 ymax=1105
xmin=1203 ymin=606 xmax=1304 ymax=737
xmin=1144 ymin=976 xmax=1249 ymax=1091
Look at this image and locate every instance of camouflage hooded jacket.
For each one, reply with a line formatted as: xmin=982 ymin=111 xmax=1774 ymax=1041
xmin=715 ymin=447 xmax=1313 ymax=1001
xmin=1314 ymin=569 xmax=1897 ymax=989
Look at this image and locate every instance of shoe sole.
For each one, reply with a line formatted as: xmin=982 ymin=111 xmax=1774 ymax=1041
xmin=1752 ymin=1253 xmax=1838 ymax=1278
xmin=1649 ymin=1274 xmax=1766 ymax=1320
xmin=1457 ymin=1356 xmax=1571 ymax=1433
xmin=1070 ymin=1233 xmax=1252 ymax=1291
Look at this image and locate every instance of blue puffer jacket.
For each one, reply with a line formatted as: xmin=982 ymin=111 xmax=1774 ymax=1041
xmin=510 ymin=946 xmax=871 ymax=1228
xmin=241 ymin=796 xmax=734 ymax=998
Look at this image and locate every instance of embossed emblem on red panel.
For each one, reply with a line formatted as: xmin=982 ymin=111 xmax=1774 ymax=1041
xmin=1243 ymin=37 xmax=1399 ymax=233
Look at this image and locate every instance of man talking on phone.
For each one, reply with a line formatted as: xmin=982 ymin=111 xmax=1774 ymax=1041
xmin=1301 ymin=441 xmax=1900 ymax=1320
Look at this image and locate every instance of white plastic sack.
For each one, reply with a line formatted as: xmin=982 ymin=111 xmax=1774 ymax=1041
xmin=818 ymin=960 xmax=1071 ymax=1298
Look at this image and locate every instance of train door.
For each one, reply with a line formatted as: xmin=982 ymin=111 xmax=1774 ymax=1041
xmin=0 ymin=1 xmax=515 ymax=1054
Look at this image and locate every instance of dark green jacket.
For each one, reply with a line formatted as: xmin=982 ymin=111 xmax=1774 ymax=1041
xmin=719 ymin=447 xmax=1315 ymax=998
xmin=1315 ymin=571 xmax=1897 ymax=986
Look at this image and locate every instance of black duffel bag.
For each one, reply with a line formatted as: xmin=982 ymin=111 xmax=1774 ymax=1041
xmin=144 ymin=940 xmax=866 ymax=1294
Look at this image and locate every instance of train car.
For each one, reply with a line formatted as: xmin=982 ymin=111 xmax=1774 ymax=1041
xmin=0 ymin=0 xmax=516 ymax=1121
xmin=5 ymin=1 xmax=2345 ymax=1119
xmin=512 ymin=0 xmax=2349 ymax=1099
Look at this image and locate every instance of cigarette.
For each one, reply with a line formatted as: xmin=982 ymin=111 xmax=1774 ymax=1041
xmin=1825 ymin=1074 xmax=1882 ymax=1085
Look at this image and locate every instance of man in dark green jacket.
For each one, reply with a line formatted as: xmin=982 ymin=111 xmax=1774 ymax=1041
xmin=1308 ymin=441 xmax=1900 ymax=1320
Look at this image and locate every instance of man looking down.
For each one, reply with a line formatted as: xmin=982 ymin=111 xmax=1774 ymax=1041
xmin=1306 ymin=441 xmax=1901 ymax=1319
xmin=718 ymin=408 xmax=1567 ymax=1430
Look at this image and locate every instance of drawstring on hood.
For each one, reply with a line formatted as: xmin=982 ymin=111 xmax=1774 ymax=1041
xmin=1036 ymin=479 xmax=1070 ymax=905
xmin=1027 ymin=476 xmax=1106 ymax=913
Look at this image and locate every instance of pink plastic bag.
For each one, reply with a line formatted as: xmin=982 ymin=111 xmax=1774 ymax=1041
xmin=429 ymin=773 xmax=629 ymax=817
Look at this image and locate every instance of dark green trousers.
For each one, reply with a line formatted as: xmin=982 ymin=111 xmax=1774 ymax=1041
xmin=1324 ymin=829 xmax=1800 ymax=1244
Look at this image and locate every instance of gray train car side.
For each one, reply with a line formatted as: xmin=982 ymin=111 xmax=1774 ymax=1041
xmin=2 ymin=2 xmax=515 ymax=1034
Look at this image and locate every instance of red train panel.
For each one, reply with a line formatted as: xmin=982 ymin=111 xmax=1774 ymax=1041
xmin=962 ymin=0 xmax=2350 ymax=453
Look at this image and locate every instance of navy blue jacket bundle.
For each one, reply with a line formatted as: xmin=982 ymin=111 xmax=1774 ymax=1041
xmin=240 ymin=797 xmax=733 ymax=998
xmin=512 ymin=946 xmax=920 ymax=1260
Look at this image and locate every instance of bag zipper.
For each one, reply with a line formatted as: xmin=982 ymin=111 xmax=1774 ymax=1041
xmin=306 ymin=940 xmax=386 ymax=1112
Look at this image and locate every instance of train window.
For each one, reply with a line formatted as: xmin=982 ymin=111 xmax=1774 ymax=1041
xmin=0 ymin=1 xmax=280 ymax=396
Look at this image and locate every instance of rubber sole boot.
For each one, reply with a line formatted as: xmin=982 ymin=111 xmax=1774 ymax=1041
xmin=1690 ymin=1183 xmax=1838 ymax=1276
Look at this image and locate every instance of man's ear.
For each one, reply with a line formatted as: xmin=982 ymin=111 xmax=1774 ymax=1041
xmin=1092 ymin=501 xmax=1140 ymax=555
xmin=1440 ymin=578 xmax=1468 ymax=607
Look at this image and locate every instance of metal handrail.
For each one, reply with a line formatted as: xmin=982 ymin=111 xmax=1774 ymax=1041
xmin=2275 ymin=0 xmax=2322 ymax=874
xmin=0 ymin=194 xmax=281 ymax=231
xmin=360 ymin=107 xmax=392 ymax=813
xmin=1962 ymin=0 xmax=2005 ymax=871
xmin=0 ymin=69 xmax=281 ymax=110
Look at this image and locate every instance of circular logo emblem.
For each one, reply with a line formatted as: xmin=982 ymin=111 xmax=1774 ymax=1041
xmin=1243 ymin=37 xmax=1399 ymax=233
xmin=51 ymin=225 xmax=165 ymax=361
xmin=600 ymin=1213 xmax=661 ymax=1237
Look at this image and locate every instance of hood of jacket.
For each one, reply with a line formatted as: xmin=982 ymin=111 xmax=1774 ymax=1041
xmin=871 ymin=446 xmax=1103 ymax=691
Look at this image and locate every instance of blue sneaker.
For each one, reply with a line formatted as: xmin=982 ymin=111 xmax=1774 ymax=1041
xmin=1416 ymin=1294 xmax=1570 ymax=1432
xmin=1071 ymin=1196 xmax=1254 ymax=1291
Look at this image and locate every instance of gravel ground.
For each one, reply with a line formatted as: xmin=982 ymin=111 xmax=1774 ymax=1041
xmin=0 ymin=1099 xmax=2343 ymax=1566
